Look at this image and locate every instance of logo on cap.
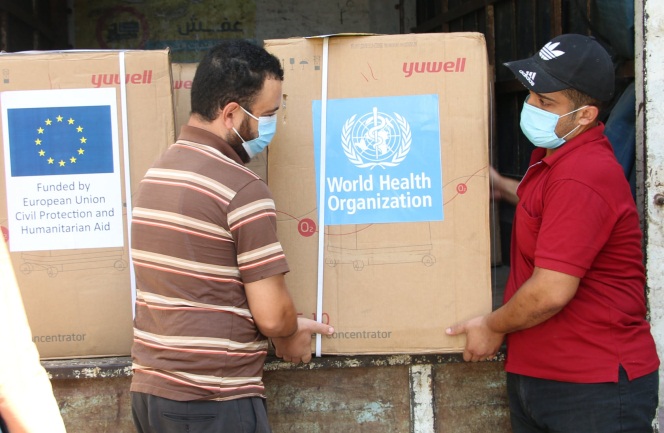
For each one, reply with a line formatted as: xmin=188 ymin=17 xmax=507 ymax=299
xmin=518 ymin=70 xmax=537 ymax=86
xmin=539 ymin=42 xmax=565 ymax=61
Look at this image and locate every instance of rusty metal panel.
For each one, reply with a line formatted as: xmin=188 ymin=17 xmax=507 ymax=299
xmin=48 ymin=357 xmax=514 ymax=432
xmin=265 ymin=366 xmax=411 ymax=433
xmin=434 ymin=362 xmax=511 ymax=433
xmin=51 ymin=377 xmax=134 ymax=433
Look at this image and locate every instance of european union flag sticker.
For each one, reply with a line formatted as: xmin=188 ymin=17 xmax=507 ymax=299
xmin=2 ymin=88 xmax=124 ymax=253
xmin=7 ymin=105 xmax=113 ymax=177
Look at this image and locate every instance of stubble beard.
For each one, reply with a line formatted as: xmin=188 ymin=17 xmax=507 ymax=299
xmin=226 ymin=116 xmax=253 ymax=164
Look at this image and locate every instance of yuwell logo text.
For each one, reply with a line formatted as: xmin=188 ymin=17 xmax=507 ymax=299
xmin=403 ymin=58 xmax=466 ymax=77
xmin=173 ymin=79 xmax=192 ymax=90
xmin=91 ymin=70 xmax=153 ymax=88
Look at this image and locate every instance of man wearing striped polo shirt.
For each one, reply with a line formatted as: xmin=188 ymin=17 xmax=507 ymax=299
xmin=130 ymin=40 xmax=334 ymax=433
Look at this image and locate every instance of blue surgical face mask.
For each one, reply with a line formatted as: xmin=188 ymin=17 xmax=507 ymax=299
xmin=520 ymin=97 xmax=587 ymax=149
xmin=233 ymin=106 xmax=277 ymax=159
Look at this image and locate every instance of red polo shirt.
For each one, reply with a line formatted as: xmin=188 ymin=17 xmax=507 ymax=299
xmin=504 ymin=123 xmax=659 ymax=383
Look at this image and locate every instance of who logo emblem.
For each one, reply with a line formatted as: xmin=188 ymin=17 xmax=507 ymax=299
xmin=341 ymin=107 xmax=412 ymax=169
xmin=312 ymin=94 xmax=443 ymax=225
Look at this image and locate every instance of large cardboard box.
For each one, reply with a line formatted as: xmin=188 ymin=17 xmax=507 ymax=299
xmin=0 ymin=50 xmax=175 ymax=359
xmin=265 ymin=33 xmax=492 ymax=354
xmin=171 ymin=62 xmax=268 ymax=180
xmin=171 ymin=62 xmax=197 ymax=140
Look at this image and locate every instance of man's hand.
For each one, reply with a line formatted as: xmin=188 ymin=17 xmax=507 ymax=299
xmin=489 ymin=166 xmax=520 ymax=206
xmin=272 ymin=318 xmax=334 ymax=364
xmin=446 ymin=315 xmax=504 ymax=362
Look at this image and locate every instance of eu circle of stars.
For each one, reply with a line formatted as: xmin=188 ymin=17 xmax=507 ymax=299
xmin=35 ymin=114 xmax=88 ymax=168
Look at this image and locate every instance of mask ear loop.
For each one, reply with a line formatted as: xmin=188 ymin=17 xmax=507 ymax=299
xmin=563 ymin=104 xmax=589 ymax=117
xmin=558 ymin=105 xmax=588 ymax=140
xmin=232 ymin=127 xmax=246 ymax=143
xmin=233 ymin=104 xmax=257 ymax=145
xmin=560 ymin=124 xmax=581 ymax=140
xmin=239 ymin=105 xmax=259 ymax=121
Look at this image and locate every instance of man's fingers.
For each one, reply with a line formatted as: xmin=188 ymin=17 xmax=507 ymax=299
xmin=464 ymin=350 xmax=496 ymax=363
xmin=305 ymin=319 xmax=334 ymax=335
xmin=274 ymin=318 xmax=334 ymax=365
xmin=464 ymin=351 xmax=481 ymax=362
xmin=445 ymin=324 xmax=464 ymax=336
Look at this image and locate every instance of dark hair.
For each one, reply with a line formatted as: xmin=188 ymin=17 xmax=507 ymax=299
xmin=561 ymin=88 xmax=603 ymax=111
xmin=191 ymin=40 xmax=284 ymax=122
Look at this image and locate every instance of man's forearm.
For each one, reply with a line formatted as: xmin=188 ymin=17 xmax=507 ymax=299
xmin=255 ymin=307 xmax=298 ymax=337
xmin=486 ymin=267 xmax=579 ymax=334
xmin=487 ymin=288 xmax=563 ymax=334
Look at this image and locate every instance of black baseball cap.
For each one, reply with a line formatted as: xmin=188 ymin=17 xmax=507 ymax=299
xmin=504 ymin=34 xmax=614 ymax=101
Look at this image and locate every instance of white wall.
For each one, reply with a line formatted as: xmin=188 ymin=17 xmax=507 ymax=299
xmin=638 ymin=0 xmax=664 ymax=427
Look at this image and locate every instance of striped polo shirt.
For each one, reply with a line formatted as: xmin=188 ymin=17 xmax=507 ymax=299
xmin=130 ymin=125 xmax=289 ymax=401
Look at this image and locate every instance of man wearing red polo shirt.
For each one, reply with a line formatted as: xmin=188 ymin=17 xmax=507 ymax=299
xmin=447 ymin=34 xmax=659 ymax=432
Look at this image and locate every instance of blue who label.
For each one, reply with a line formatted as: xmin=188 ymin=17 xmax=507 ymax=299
xmin=313 ymin=94 xmax=443 ymax=226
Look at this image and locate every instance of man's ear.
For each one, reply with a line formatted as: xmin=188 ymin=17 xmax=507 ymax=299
xmin=220 ymin=102 xmax=241 ymax=130
xmin=578 ymin=105 xmax=599 ymax=125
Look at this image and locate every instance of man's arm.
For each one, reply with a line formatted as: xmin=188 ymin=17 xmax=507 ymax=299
xmin=488 ymin=267 xmax=580 ymax=333
xmin=446 ymin=267 xmax=579 ymax=361
xmin=490 ymin=166 xmax=520 ymax=206
xmin=245 ymin=274 xmax=334 ymax=364
xmin=245 ymin=274 xmax=298 ymax=337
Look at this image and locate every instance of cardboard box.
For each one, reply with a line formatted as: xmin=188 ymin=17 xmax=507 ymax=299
xmin=171 ymin=62 xmax=197 ymax=140
xmin=171 ymin=62 xmax=268 ymax=180
xmin=0 ymin=50 xmax=175 ymax=359
xmin=265 ymin=33 xmax=492 ymax=354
